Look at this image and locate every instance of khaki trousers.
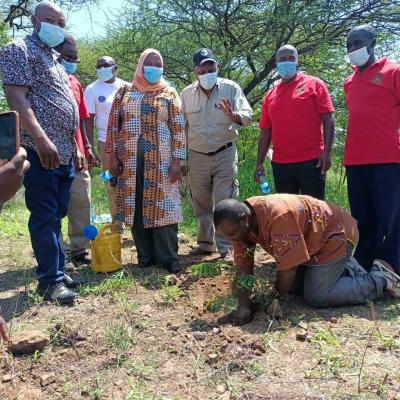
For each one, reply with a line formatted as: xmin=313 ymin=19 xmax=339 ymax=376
xmin=62 ymin=169 xmax=91 ymax=256
xmin=98 ymin=141 xmax=117 ymax=218
xmin=188 ymin=143 xmax=239 ymax=253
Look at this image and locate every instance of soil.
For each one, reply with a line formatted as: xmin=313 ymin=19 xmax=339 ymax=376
xmin=0 ymin=234 xmax=400 ymax=400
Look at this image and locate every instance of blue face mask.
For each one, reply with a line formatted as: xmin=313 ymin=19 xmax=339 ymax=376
xmin=198 ymin=71 xmax=218 ymax=90
xmin=143 ymin=66 xmax=163 ymax=84
xmin=61 ymin=59 xmax=77 ymax=74
xmin=97 ymin=67 xmax=114 ymax=82
xmin=277 ymin=61 xmax=297 ymax=79
xmin=37 ymin=21 xmax=64 ymax=48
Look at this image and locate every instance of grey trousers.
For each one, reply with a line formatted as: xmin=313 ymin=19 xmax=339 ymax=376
xmin=303 ymin=243 xmax=386 ymax=308
xmin=188 ymin=144 xmax=239 ymax=253
xmin=131 ymin=137 xmax=179 ymax=267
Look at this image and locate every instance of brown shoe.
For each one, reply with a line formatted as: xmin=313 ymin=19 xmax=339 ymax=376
xmin=189 ymin=247 xmax=213 ymax=256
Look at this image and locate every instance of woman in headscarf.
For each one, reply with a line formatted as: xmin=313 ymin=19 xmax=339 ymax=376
xmin=106 ymin=49 xmax=186 ymax=273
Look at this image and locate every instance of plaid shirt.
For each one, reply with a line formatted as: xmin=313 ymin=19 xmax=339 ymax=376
xmin=0 ymin=34 xmax=78 ymax=165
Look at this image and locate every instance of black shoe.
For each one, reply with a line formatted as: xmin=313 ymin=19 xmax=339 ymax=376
xmin=138 ymin=261 xmax=154 ymax=269
xmin=37 ymin=282 xmax=79 ymax=304
xmin=63 ymin=273 xmax=80 ymax=289
xmin=165 ymin=261 xmax=181 ymax=274
xmin=71 ymin=251 xmax=91 ymax=265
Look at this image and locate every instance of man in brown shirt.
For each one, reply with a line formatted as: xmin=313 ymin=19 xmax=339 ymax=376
xmin=214 ymin=195 xmax=400 ymax=325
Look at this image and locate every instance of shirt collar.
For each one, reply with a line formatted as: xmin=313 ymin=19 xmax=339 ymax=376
xmin=352 ymin=57 xmax=387 ymax=74
xmin=278 ymin=72 xmax=304 ymax=86
xmin=28 ymin=33 xmax=53 ymax=52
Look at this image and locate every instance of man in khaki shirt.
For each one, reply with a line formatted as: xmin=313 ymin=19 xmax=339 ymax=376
xmin=181 ymin=48 xmax=253 ymax=262
xmin=213 ymin=195 xmax=400 ymax=325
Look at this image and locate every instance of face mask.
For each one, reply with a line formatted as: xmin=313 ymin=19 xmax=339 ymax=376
xmin=37 ymin=21 xmax=64 ymax=48
xmin=143 ymin=66 xmax=163 ymax=84
xmin=198 ymin=71 xmax=218 ymax=90
xmin=348 ymin=46 xmax=370 ymax=67
xmin=277 ymin=61 xmax=297 ymax=79
xmin=61 ymin=59 xmax=77 ymax=74
xmin=97 ymin=66 xmax=114 ymax=82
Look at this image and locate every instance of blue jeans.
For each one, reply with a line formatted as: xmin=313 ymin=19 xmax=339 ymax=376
xmin=24 ymin=149 xmax=74 ymax=286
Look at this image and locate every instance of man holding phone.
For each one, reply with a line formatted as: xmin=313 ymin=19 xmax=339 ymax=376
xmin=0 ymin=1 xmax=80 ymax=304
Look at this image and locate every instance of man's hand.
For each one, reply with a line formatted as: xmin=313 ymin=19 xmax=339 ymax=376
xmin=218 ymin=97 xmax=235 ymax=119
xmin=0 ymin=316 xmax=9 ymax=342
xmin=34 ymin=135 xmax=60 ymax=169
xmin=254 ymin=164 xmax=265 ymax=184
xmin=74 ymin=150 xmax=86 ymax=172
xmin=168 ymin=158 xmax=182 ymax=183
xmin=218 ymin=305 xmax=257 ymax=326
xmin=85 ymin=147 xmax=96 ymax=171
xmin=316 ymin=150 xmax=332 ymax=175
xmin=0 ymin=148 xmax=30 ymax=205
xmin=109 ymin=152 xmax=123 ymax=177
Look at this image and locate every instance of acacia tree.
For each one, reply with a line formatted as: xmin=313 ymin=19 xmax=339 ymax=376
xmin=104 ymin=0 xmax=400 ymax=105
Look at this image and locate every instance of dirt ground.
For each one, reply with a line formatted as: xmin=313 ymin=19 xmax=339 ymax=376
xmin=0 ymin=233 xmax=400 ymax=400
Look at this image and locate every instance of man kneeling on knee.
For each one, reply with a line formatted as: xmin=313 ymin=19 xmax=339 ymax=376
xmin=214 ymin=194 xmax=400 ymax=325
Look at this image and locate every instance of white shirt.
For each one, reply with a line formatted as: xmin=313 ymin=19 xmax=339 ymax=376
xmin=83 ymin=77 xmax=129 ymax=142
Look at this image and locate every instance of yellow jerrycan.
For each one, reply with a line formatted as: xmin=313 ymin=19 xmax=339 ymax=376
xmin=91 ymin=224 xmax=122 ymax=273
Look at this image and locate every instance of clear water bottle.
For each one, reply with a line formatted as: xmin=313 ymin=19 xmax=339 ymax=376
xmin=90 ymin=204 xmax=96 ymax=224
xmin=100 ymin=170 xmax=113 ymax=182
xmin=256 ymin=171 xmax=271 ymax=194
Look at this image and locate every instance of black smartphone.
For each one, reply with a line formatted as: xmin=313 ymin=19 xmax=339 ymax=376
xmin=0 ymin=111 xmax=19 ymax=161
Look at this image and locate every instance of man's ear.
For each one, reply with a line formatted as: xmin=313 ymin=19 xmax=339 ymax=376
xmin=241 ymin=212 xmax=249 ymax=223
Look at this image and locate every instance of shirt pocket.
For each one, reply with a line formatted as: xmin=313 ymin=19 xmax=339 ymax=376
xmin=186 ymin=105 xmax=202 ymax=130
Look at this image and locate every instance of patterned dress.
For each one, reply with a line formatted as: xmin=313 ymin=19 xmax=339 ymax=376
xmin=106 ymin=85 xmax=186 ymax=228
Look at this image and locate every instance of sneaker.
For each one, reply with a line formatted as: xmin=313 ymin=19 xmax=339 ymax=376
xmin=37 ymin=282 xmax=79 ymax=304
xmin=220 ymin=250 xmax=234 ymax=265
xmin=371 ymin=259 xmax=400 ymax=298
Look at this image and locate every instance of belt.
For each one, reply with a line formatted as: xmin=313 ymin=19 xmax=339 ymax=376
xmin=193 ymin=142 xmax=233 ymax=156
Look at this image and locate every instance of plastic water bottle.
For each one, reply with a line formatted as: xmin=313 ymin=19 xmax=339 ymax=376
xmin=100 ymin=170 xmax=113 ymax=182
xmin=90 ymin=204 xmax=96 ymax=224
xmin=256 ymin=171 xmax=271 ymax=194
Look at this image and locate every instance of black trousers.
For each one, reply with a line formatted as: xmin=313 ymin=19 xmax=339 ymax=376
xmin=271 ymin=158 xmax=325 ymax=200
xmin=346 ymin=163 xmax=400 ymax=273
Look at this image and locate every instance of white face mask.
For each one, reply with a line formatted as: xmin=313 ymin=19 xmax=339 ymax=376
xmin=198 ymin=71 xmax=218 ymax=90
xmin=348 ymin=46 xmax=370 ymax=67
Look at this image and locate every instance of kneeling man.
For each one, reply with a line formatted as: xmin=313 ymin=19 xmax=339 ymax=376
xmin=214 ymin=195 xmax=400 ymax=325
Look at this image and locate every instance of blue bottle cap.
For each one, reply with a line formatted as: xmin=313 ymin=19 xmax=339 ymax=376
xmin=84 ymin=224 xmax=98 ymax=240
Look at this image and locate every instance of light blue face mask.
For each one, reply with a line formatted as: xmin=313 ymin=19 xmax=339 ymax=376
xmin=198 ymin=71 xmax=218 ymax=90
xmin=61 ymin=59 xmax=77 ymax=74
xmin=143 ymin=66 xmax=163 ymax=84
xmin=37 ymin=21 xmax=64 ymax=48
xmin=277 ymin=61 xmax=297 ymax=79
xmin=97 ymin=66 xmax=114 ymax=82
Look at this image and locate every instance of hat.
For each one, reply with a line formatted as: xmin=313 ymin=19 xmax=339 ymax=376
xmin=193 ymin=48 xmax=218 ymax=66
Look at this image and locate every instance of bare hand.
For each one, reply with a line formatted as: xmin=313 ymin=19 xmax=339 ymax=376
xmin=218 ymin=305 xmax=256 ymax=326
xmin=254 ymin=164 xmax=265 ymax=184
xmin=35 ymin=135 xmax=60 ymax=169
xmin=74 ymin=150 xmax=86 ymax=172
xmin=316 ymin=151 xmax=332 ymax=175
xmin=109 ymin=153 xmax=123 ymax=177
xmin=180 ymin=165 xmax=187 ymax=177
xmin=0 ymin=147 xmax=30 ymax=205
xmin=168 ymin=158 xmax=182 ymax=183
xmin=217 ymin=97 xmax=234 ymax=119
xmin=0 ymin=316 xmax=9 ymax=342
xmin=85 ymin=147 xmax=96 ymax=171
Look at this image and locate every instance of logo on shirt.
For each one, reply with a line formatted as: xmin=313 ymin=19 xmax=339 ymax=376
xmin=295 ymin=84 xmax=305 ymax=94
xmin=371 ymin=73 xmax=383 ymax=85
xmin=98 ymin=96 xmax=106 ymax=103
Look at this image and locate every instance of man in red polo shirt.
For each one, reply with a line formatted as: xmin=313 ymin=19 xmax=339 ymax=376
xmin=255 ymin=45 xmax=335 ymax=200
xmin=344 ymin=24 xmax=400 ymax=273
xmin=56 ymin=33 xmax=95 ymax=265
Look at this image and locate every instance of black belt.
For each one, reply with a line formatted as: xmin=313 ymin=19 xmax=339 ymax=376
xmin=194 ymin=142 xmax=233 ymax=156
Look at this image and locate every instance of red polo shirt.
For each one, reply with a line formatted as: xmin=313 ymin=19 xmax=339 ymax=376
xmin=344 ymin=58 xmax=400 ymax=165
xmin=68 ymin=74 xmax=90 ymax=156
xmin=258 ymin=73 xmax=334 ymax=163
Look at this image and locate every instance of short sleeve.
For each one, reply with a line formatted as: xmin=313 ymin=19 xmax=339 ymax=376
xmin=392 ymin=65 xmax=400 ymax=102
xmin=258 ymin=94 xmax=272 ymax=129
xmin=83 ymin=86 xmax=96 ymax=114
xmin=269 ymin=212 xmax=310 ymax=270
xmin=78 ymin=83 xmax=90 ymax=120
xmin=0 ymin=42 xmax=32 ymax=87
xmin=314 ymin=79 xmax=334 ymax=114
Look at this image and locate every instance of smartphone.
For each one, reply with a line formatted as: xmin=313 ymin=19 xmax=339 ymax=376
xmin=0 ymin=111 xmax=19 ymax=160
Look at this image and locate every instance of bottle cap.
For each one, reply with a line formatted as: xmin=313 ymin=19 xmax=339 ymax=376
xmin=84 ymin=224 xmax=98 ymax=240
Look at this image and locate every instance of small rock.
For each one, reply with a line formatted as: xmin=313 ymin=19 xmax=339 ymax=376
xmin=2 ymin=374 xmax=13 ymax=383
xmin=248 ymin=337 xmax=267 ymax=353
xmin=168 ymin=324 xmax=180 ymax=332
xmin=15 ymin=389 xmax=43 ymax=400
xmin=165 ymin=275 xmax=178 ymax=286
xmin=138 ymin=304 xmax=152 ymax=315
xmin=297 ymin=321 xmax=308 ymax=330
xmin=178 ymin=233 xmax=189 ymax=243
xmin=8 ymin=330 xmax=48 ymax=354
xmin=296 ymin=331 xmax=308 ymax=342
xmin=267 ymin=299 xmax=283 ymax=319
xmin=213 ymin=327 xmax=220 ymax=334
xmin=219 ymin=391 xmax=231 ymax=400
xmin=377 ymin=345 xmax=387 ymax=352
xmin=40 ymin=373 xmax=56 ymax=387
xmin=216 ymin=384 xmax=226 ymax=394
xmin=193 ymin=332 xmax=206 ymax=341
xmin=330 ymin=317 xmax=338 ymax=324
xmin=207 ymin=353 xmax=219 ymax=364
